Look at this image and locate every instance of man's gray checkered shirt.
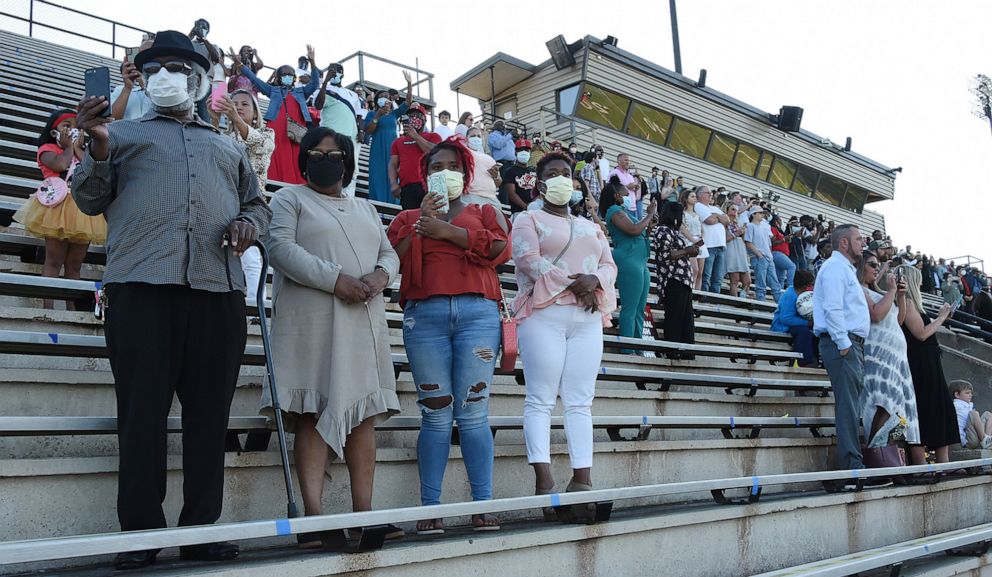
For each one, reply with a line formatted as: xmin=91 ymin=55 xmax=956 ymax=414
xmin=73 ymin=112 xmax=272 ymax=295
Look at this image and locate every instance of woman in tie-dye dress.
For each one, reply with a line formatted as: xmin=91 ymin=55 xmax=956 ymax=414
xmin=857 ymin=251 xmax=921 ymax=461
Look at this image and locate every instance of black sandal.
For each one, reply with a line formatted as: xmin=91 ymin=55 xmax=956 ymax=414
xmin=472 ymin=513 xmax=501 ymax=532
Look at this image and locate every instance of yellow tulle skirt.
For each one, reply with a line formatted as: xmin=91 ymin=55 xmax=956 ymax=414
xmin=13 ymin=193 xmax=107 ymax=245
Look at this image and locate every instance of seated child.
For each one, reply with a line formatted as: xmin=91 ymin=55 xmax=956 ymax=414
xmin=770 ymin=269 xmax=817 ymax=367
xmin=950 ymin=380 xmax=992 ymax=449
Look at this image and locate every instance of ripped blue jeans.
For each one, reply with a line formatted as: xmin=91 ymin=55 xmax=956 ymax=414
xmin=402 ymin=295 xmax=501 ymax=506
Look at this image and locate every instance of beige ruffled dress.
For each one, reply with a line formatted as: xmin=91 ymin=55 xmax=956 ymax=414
xmin=261 ymin=184 xmax=400 ymax=457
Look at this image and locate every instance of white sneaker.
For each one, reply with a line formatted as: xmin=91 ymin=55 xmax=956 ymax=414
xmin=981 ymin=435 xmax=992 ymax=450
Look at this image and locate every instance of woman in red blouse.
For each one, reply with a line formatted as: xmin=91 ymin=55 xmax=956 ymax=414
xmin=769 ymin=214 xmax=797 ymax=289
xmin=387 ymin=140 xmax=511 ymax=534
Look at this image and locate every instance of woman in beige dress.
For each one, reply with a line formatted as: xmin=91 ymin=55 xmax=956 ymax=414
xmin=262 ymin=127 xmax=401 ymax=541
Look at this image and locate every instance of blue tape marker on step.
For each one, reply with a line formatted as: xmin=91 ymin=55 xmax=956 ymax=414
xmin=851 ymin=469 xmax=860 ymax=478
xmin=95 ymin=281 xmax=102 ymax=290
xmin=751 ymin=476 xmax=760 ymax=496
xmin=48 ymin=333 xmax=58 ymax=343
xmin=923 ymin=544 xmax=930 ymax=553
xmin=275 ymin=519 xmax=291 ymax=536
xmin=550 ymin=494 xmax=560 ymax=507
xmin=794 ymin=417 xmax=800 ymax=427
xmin=729 ymin=416 xmax=735 ymax=429
xmin=642 ymin=416 xmax=648 ymax=425
xmin=927 ymin=464 xmax=935 ymax=473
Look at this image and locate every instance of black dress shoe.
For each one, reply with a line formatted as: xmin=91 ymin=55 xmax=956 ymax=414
xmin=112 ymin=549 xmax=159 ymax=570
xmin=179 ymin=541 xmax=239 ymax=561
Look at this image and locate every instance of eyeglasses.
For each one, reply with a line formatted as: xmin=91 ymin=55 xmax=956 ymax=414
xmin=306 ymin=150 xmax=346 ymax=162
xmin=141 ymin=61 xmax=193 ymax=76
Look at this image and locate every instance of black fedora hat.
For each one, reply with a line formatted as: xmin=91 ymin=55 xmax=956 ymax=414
xmin=134 ymin=30 xmax=210 ymax=71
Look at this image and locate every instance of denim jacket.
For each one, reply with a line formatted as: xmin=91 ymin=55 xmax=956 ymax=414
xmin=241 ymin=65 xmax=321 ymax=123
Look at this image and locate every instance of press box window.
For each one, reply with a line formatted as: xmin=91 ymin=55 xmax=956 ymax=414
xmin=814 ymin=174 xmax=847 ymax=206
xmin=731 ymin=142 xmax=760 ymax=177
xmin=705 ymin=133 xmax=737 ymax=169
xmin=668 ymin=118 xmax=711 ymax=159
xmin=626 ymin=103 xmax=673 ymax=146
xmin=557 ymin=84 xmax=581 ymax=116
xmin=767 ymin=157 xmax=797 ymax=189
xmin=575 ymin=84 xmax=630 ymax=131
xmin=791 ymin=165 xmax=819 ymax=196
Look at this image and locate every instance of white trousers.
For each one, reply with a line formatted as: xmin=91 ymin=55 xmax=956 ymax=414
xmin=241 ymin=246 xmax=265 ymax=305
xmin=344 ymin=141 xmax=359 ymax=197
xmin=519 ymin=304 xmax=603 ymax=469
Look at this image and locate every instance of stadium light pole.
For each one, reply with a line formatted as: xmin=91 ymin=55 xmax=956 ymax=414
xmin=670 ymin=0 xmax=683 ymax=74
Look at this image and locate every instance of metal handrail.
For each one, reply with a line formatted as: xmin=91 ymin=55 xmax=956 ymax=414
xmin=5 ymin=0 xmax=436 ymax=111
xmin=945 ymin=255 xmax=985 ymax=273
xmin=2 ymin=459 xmax=989 ymax=565
xmin=2 ymin=0 xmax=151 ymax=59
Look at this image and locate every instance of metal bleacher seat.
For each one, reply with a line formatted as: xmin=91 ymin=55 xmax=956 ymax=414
xmin=0 ymin=414 xmax=836 ymax=443
xmin=0 ymin=329 xmax=827 ymax=396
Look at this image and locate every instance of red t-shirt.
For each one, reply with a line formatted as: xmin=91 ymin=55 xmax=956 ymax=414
xmin=390 ymin=132 xmax=442 ymax=187
xmin=386 ymin=203 xmax=511 ymax=306
xmin=771 ymin=227 xmax=790 ymax=256
xmin=37 ymin=143 xmax=74 ymax=179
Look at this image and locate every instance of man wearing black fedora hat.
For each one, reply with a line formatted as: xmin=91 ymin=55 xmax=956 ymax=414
xmin=74 ymin=30 xmax=271 ymax=570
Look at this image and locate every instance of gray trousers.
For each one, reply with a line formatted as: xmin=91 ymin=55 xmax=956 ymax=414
xmin=819 ymin=336 xmax=865 ymax=470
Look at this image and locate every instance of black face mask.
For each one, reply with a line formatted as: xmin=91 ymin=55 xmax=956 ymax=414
xmin=307 ymin=159 xmax=344 ymax=188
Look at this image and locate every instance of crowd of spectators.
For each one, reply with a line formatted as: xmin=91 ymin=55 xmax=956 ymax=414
xmin=13 ymin=22 xmax=992 ymax=568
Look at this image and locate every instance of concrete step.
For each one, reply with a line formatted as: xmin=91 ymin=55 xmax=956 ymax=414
xmin=0 ymin=436 xmax=833 ymax=543
xmin=5 ymin=475 xmax=990 ymax=576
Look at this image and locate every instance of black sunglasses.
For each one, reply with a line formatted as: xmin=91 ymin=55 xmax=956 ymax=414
xmin=141 ymin=60 xmax=193 ymax=76
xmin=306 ymin=150 xmax=346 ymax=162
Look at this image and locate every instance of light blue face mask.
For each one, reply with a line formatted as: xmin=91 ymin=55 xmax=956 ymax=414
xmin=280 ymin=74 xmax=294 ymax=87
xmin=330 ymin=73 xmax=342 ymax=85
xmin=377 ymin=97 xmax=388 ymax=108
xmin=570 ymin=190 xmax=584 ymax=206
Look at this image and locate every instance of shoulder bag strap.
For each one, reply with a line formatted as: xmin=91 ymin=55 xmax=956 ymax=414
xmin=550 ymin=215 xmax=574 ymax=267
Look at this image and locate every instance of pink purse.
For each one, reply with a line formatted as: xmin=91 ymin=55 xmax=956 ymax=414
xmin=34 ymin=177 xmax=68 ymax=207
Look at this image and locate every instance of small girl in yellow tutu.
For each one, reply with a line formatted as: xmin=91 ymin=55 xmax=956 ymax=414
xmin=14 ymin=109 xmax=107 ymax=309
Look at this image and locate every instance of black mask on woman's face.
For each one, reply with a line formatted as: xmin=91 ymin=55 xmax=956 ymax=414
xmin=307 ymin=158 xmax=345 ymax=188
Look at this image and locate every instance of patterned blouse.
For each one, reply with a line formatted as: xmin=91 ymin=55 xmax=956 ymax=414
xmin=511 ymin=210 xmax=618 ymax=326
xmin=653 ymin=224 xmax=693 ymax=300
xmin=230 ymin=125 xmax=276 ymax=190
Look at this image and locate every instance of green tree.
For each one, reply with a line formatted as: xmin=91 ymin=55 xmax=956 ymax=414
xmin=971 ymin=74 xmax=992 ymax=136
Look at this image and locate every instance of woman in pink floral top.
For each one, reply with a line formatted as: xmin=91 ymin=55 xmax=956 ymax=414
xmin=511 ymin=152 xmax=617 ymax=520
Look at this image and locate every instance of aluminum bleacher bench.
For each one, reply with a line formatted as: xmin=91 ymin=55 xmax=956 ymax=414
xmin=752 ymin=522 xmax=992 ymax=577
xmin=0 ymin=271 xmax=801 ymax=362
xmin=0 ymin=414 xmax=836 ymax=445
xmin=0 ymin=273 xmax=804 ymax=367
xmin=0 ymin=329 xmax=829 ymax=396
xmin=0 ymin=232 xmax=106 ymax=264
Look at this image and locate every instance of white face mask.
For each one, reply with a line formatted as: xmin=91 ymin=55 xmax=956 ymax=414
xmin=516 ymin=151 xmax=531 ymax=164
xmin=467 ymin=136 xmax=484 ymax=152
xmin=330 ymin=73 xmax=342 ymax=85
xmin=146 ymin=69 xmax=191 ymax=108
xmin=543 ymin=175 xmax=573 ymax=206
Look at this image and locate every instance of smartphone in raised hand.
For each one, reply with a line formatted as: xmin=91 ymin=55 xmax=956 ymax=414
xmin=84 ymin=67 xmax=111 ymax=117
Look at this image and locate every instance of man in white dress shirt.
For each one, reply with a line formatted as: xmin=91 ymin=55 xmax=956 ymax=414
xmin=813 ymin=224 xmax=884 ymax=484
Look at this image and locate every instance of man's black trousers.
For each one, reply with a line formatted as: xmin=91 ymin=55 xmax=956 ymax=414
xmin=105 ymin=283 xmax=247 ymax=531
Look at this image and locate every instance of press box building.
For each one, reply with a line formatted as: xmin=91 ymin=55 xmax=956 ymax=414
xmin=450 ymin=35 xmax=896 ymax=232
